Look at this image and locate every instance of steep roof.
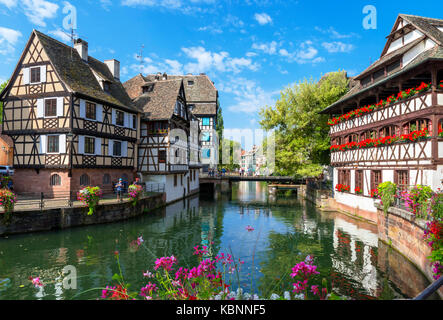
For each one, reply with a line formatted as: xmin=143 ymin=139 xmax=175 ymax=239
xmin=33 ymin=30 xmax=138 ymax=113
xmin=132 ymin=79 xmax=182 ymax=120
xmin=144 ymin=74 xmax=218 ymax=102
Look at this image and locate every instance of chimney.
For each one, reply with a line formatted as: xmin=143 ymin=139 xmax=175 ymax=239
xmin=74 ymin=38 xmax=88 ymax=61
xmin=104 ymin=59 xmax=120 ymax=80
xmin=162 ymin=72 xmax=167 ymax=80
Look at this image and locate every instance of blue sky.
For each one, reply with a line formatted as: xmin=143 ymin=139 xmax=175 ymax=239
xmin=0 ymin=0 xmax=441 ymax=147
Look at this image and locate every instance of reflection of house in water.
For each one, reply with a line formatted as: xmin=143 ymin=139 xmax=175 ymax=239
xmin=236 ymin=181 xmax=267 ymax=203
xmin=331 ymin=217 xmax=378 ymax=296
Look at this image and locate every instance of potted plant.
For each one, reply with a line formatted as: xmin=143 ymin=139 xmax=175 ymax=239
xmin=77 ymin=186 xmax=103 ymax=215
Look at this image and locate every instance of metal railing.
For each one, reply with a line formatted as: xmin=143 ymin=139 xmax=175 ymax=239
xmin=5 ymin=184 xmax=166 ymax=212
xmin=413 ymin=276 xmax=443 ymax=300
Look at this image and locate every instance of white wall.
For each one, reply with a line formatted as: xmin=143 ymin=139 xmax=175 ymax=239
xmin=335 ymin=192 xmax=378 ymax=213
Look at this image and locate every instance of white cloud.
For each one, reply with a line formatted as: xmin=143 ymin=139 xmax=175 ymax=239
xmin=0 ymin=27 xmax=22 ymax=55
xmin=322 ymin=41 xmax=355 ymax=53
xmin=122 ymin=0 xmax=214 ymax=9
xmin=198 ymin=26 xmax=223 ymax=34
xmin=22 ymin=0 xmax=59 ymax=27
xmin=252 ymin=41 xmax=278 ymax=55
xmin=182 ymin=46 xmax=258 ymax=74
xmin=48 ymin=29 xmax=71 ymax=43
xmin=130 ymin=56 xmax=183 ymax=75
xmin=220 ymin=77 xmax=278 ymax=114
xmin=315 ymin=26 xmax=358 ymax=39
xmin=254 ymin=12 xmax=272 ymax=25
xmin=0 ymin=0 xmax=17 ymax=8
xmin=278 ymin=41 xmax=324 ymax=64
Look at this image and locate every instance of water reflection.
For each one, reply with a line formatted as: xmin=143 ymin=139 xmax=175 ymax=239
xmin=0 ymin=181 xmax=438 ymax=300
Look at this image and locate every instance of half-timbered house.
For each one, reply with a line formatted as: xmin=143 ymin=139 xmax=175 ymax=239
xmin=143 ymin=73 xmax=218 ymax=172
xmin=0 ymin=30 xmax=140 ymax=195
xmin=124 ymin=75 xmax=198 ymax=203
xmin=321 ymin=14 xmax=443 ymax=217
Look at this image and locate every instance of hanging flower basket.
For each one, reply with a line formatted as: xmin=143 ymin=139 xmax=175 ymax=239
xmin=77 ymin=186 xmax=103 ymax=215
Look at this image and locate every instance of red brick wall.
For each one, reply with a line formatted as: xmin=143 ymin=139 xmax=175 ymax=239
xmin=12 ymin=168 xmax=136 ymax=195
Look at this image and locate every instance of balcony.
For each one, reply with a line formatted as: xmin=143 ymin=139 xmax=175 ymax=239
xmin=331 ymin=138 xmax=433 ymax=165
xmin=329 ymin=92 xmax=441 ymax=135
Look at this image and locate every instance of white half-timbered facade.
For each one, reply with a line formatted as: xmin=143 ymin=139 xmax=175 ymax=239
xmin=124 ymin=75 xmax=200 ymax=203
xmin=321 ymin=14 xmax=443 ymax=214
xmin=0 ymin=30 xmax=140 ymax=195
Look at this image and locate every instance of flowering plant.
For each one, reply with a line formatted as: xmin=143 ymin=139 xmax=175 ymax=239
xmin=377 ymin=182 xmax=397 ymax=215
xmin=335 ymin=184 xmax=350 ymax=193
xmin=370 ymin=189 xmax=379 ymax=199
xmin=330 ymin=128 xmax=429 ymax=152
xmin=128 ymin=184 xmax=143 ymax=206
xmin=423 ymin=191 xmax=443 ymax=280
xmin=327 ymin=82 xmax=432 ymax=126
xmin=438 ymin=123 xmax=443 ymax=138
xmin=0 ymin=188 xmax=16 ymax=224
xmin=354 ymin=187 xmax=363 ymax=195
xmin=77 ymin=186 xmax=102 ymax=215
xmin=401 ymin=185 xmax=433 ymax=218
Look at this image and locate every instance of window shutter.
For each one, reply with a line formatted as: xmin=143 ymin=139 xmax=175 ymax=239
xmin=122 ymin=141 xmax=128 ymax=157
xmin=108 ymin=140 xmax=114 ymax=156
xmin=59 ymin=135 xmax=66 ymax=153
xmin=78 ymin=135 xmax=84 ymax=154
xmin=112 ymin=109 xmax=116 ymax=125
xmin=37 ymin=99 xmax=44 ymax=118
xmin=95 ymin=137 xmax=101 ymax=155
xmin=123 ymin=112 xmax=128 ymax=127
xmin=40 ymin=65 xmax=47 ymax=83
xmin=23 ymin=68 xmax=30 ymax=85
xmin=79 ymin=100 xmax=86 ymax=118
xmin=56 ymin=97 xmax=64 ymax=117
xmin=96 ymin=104 xmax=103 ymax=122
xmin=39 ymin=135 xmax=47 ymax=154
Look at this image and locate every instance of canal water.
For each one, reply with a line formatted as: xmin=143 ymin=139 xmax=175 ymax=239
xmin=0 ymin=181 xmax=438 ymax=300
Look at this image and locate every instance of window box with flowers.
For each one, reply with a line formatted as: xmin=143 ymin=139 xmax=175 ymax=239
xmin=335 ymin=184 xmax=350 ymax=193
xmin=77 ymin=186 xmax=103 ymax=215
xmin=0 ymin=189 xmax=17 ymax=225
xmin=354 ymin=187 xmax=363 ymax=195
xmin=327 ymin=82 xmax=432 ymax=127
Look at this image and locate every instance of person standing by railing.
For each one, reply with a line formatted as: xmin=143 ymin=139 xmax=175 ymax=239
xmin=115 ymin=178 xmax=124 ymax=202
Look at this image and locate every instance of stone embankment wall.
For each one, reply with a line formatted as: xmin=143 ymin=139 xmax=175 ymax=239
xmin=0 ymin=193 xmax=166 ymax=236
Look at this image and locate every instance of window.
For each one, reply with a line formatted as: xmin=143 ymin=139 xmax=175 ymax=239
xmin=143 ymin=84 xmax=154 ymax=93
xmin=202 ymin=132 xmax=211 ymax=142
xmin=379 ymin=125 xmax=398 ymax=138
xmin=86 ymin=102 xmax=96 ymax=120
xmin=395 ymin=170 xmax=409 ymax=193
xmin=103 ymin=82 xmax=111 ymax=93
xmin=159 ymin=150 xmax=166 ymax=163
xmin=132 ymin=115 xmax=137 ymax=129
xmin=84 ymin=137 xmax=95 ymax=154
xmin=80 ymin=174 xmax=90 ymax=186
xmin=361 ymin=75 xmax=372 ymax=87
xmin=113 ymin=141 xmax=122 ymax=156
xmin=202 ymin=118 xmax=210 ymax=126
xmin=373 ymin=68 xmax=385 ymax=82
xmin=188 ymin=104 xmax=195 ymax=111
xmin=116 ymin=110 xmax=124 ymax=126
xmin=50 ymin=174 xmax=61 ymax=186
xmin=355 ymin=170 xmax=363 ymax=194
xmin=103 ymin=174 xmax=111 ymax=185
xmin=403 ymin=119 xmax=430 ymax=134
xmin=371 ymin=170 xmax=382 ymax=191
xmin=202 ymin=148 xmax=211 ymax=159
xmin=174 ymin=174 xmax=177 ymax=187
xmin=387 ymin=60 xmax=401 ymax=74
xmin=47 ymin=135 xmax=59 ymax=153
xmin=188 ymin=80 xmax=194 ymax=86
xmin=30 ymin=67 xmax=41 ymax=83
xmin=45 ymin=99 xmax=57 ymax=117
xmin=338 ymin=169 xmax=350 ymax=186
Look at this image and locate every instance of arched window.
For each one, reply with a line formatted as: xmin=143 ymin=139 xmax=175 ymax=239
xmin=80 ymin=174 xmax=90 ymax=186
xmin=103 ymin=174 xmax=110 ymax=185
xmin=379 ymin=125 xmax=399 ymax=137
xmin=50 ymin=174 xmax=61 ymax=186
xmin=361 ymin=130 xmax=377 ymax=140
xmin=403 ymin=119 xmax=430 ymax=134
xmin=345 ymin=134 xmax=358 ymax=143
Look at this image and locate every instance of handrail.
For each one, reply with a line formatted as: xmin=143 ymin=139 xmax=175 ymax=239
xmin=413 ymin=276 xmax=443 ymax=300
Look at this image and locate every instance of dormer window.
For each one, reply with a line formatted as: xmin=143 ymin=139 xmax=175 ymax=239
xmin=30 ymin=67 xmax=41 ymax=83
xmin=188 ymin=80 xmax=194 ymax=86
xmin=143 ymin=84 xmax=154 ymax=93
xmin=103 ymin=81 xmax=111 ymax=93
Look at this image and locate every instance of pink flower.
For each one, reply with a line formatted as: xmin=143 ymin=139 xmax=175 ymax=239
xmin=140 ymin=282 xmax=157 ymax=298
xmin=143 ymin=270 xmax=153 ymax=278
xmin=154 ymin=255 xmax=177 ymax=271
xmin=246 ymin=225 xmax=254 ymax=232
xmin=137 ymin=236 xmax=144 ymax=246
xmin=29 ymin=276 xmax=43 ymax=288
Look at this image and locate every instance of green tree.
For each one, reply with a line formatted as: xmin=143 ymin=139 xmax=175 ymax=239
xmin=259 ymin=71 xmax=349 ymax=178
xmin=0 ymin=80 xmax=8 ymax=124
xmin=219 ymin=139 xmax=241 ymax=171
